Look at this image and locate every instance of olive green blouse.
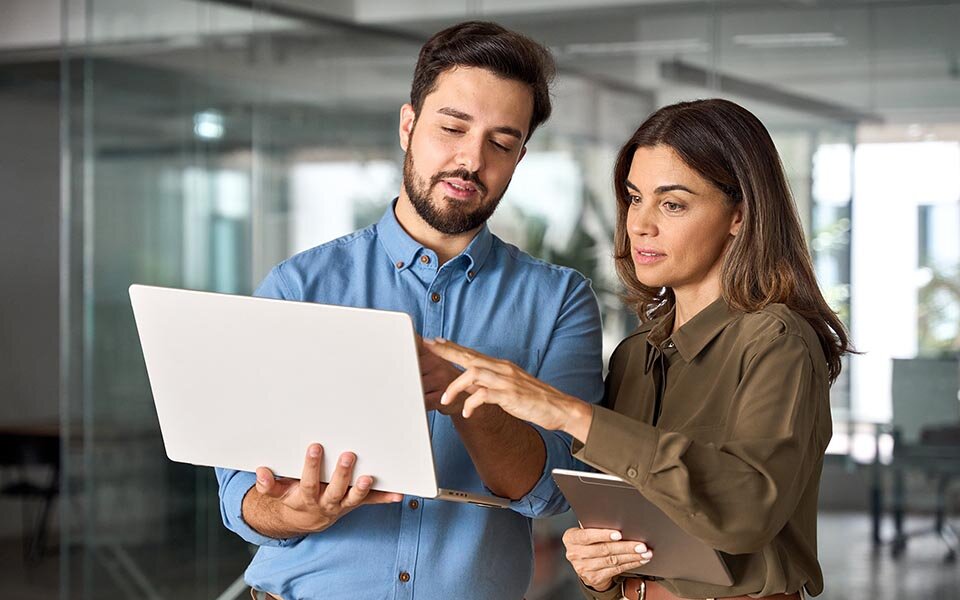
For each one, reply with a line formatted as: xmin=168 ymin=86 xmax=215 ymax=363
xmin=573 ymin=298 xmax=832 ymax=599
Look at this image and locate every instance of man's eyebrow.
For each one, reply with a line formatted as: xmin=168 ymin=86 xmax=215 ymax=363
xmin=438 ymin=107 xmax=473 ymax=121
xmin=437 ymin=107 xmax=524 ymax=141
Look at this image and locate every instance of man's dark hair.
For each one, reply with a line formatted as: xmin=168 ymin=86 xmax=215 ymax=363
xmin=410 ymin=21 xmax=556 ymax=142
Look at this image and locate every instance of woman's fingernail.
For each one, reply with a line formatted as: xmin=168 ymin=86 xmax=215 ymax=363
xmin=440 ymin=393 xmax=448 ymax=404
xmin=641 ymin=551 xmax=652 ymax=559
xmin=610 ymin=531 xmax=622 ymax=541
xmin=634 ymin=544 xmax=646 ymax=553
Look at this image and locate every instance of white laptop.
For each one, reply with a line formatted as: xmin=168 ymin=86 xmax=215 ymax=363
xmin=128 ymin=284 xmax=509 ymax=509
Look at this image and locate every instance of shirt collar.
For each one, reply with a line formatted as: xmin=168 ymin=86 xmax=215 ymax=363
xmin=670 ymin=297 xmax=739 ymax=361
xmin=376 ymin=198 xmax=493 ymax=281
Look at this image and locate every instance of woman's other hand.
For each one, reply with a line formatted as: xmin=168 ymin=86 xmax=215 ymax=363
xmin=422 ymin=338 xmax=593 ymax=441
xmin=562 ymin=527 xmax=653 ymax=592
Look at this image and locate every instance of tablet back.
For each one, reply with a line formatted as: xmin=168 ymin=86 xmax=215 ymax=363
xmin=129 ymin=284 xmax=438 ymax=498
xmin=553 ymin=469 xmax=733 ymax=586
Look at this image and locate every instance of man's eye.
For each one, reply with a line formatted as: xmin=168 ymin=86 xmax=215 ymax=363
xmin=441 ymin=127 xmax=462 ymax=134
xmin=491 ymin=141 xmax=511 ymax=152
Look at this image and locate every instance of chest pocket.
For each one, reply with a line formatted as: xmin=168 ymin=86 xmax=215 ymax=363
xmin=471 ymin=345 xmax=542 ymax=376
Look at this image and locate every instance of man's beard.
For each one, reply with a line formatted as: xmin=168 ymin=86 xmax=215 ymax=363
xmin=402 ymin=144 xmax=507 ymax=235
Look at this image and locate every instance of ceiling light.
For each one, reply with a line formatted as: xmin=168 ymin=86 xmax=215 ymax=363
xmin=733 ymin=32 xmax=847 ymax=48
xmin=193 ymin=110 xmax=224 ymax=140
xmin=563 ymin=38 xmax=709 ymax=56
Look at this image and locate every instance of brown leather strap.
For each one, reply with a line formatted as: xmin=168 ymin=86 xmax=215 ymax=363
xmin=623 ymin=579 xmax=801 ymax=600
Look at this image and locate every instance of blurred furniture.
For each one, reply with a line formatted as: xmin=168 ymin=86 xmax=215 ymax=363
xmin=0 ymin=423 xmax=60 ymax=559
xmin=887 ymin=357 xmax=960 ymax=561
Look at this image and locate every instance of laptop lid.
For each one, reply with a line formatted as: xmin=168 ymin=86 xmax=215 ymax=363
xmin=129 ymin=284 xmax=439 ymax=498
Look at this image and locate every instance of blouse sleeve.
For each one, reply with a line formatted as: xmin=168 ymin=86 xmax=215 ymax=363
xmin=572 ymin=331 xmax=830 ymax=555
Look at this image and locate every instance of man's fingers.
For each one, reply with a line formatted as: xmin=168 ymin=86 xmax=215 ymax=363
xmin=255 ymin=467 xmax=279 ymax=496
xmin=339 ymin=475 xmax=373 ymax=509
xmin=365 ymin=491 xmax=404 ymax=504
xmin=298 ymin=444 xmax=323 ymax=504
xmin=320 ymin=452 xmax=356 ymax=509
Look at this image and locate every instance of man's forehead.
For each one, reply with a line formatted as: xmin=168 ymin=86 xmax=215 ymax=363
xmin=421 ymin=67 xmax=533 ymax=132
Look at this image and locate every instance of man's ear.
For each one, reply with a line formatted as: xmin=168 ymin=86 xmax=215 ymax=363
xmin=399 ymin=104 xmax=416 ymax=152
xmin=516 ymin=145 xmax=527 ymax=165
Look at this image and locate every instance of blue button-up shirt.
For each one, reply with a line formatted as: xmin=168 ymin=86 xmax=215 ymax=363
xmin=216 ymin=201 xmax=603 ymax=600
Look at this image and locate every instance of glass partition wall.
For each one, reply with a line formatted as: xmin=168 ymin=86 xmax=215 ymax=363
xmin=0 ymin=0 xmax=952 ymax=597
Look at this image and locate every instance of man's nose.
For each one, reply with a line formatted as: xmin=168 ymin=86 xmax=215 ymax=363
xmin=454 ymin=135 xmax=485 ymax=173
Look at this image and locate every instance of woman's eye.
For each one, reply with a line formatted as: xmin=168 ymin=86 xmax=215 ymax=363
xmin=663 ymin=201 xmax=684 ymax=212
xmin=628 ymin=194 xmax=642 ymax=205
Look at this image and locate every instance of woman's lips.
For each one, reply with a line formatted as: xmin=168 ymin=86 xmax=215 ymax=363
xmin=633 ymin=248 xmax=666 ymax=265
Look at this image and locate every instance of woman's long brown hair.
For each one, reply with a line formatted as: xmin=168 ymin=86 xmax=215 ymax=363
xmin=613 ymin=99 xmax=853 ymax=383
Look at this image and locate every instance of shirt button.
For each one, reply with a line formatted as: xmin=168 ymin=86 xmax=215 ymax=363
xmin=399 ymin=571 xmax=411 ymax=583
xmin=627 ymin=467 xmax=638 ymax=478
xmin=408 ymin=499 xmax=419 ymax=510
xmin=431 ymin=292 xmax=441 ymax=303
xmin=395 ymin=261 xmax=404 ymax=269
xmin=420 ymin=255 xmax=431 ymax=265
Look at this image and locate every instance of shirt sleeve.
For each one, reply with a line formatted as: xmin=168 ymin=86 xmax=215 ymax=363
xmin=573 ymin=331 xmax=829 ymax=555
xmin=214 ymin=264 xmax=306 ymax=547
xmin=578 ymin=578 xmax=628 ymax=600
xmin=509 ymin=276 xmax=605 ymax=519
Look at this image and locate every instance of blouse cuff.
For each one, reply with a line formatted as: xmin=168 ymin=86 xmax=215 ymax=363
xmin=579 ymin=577 xmax=627 ymax=600
xmin=571 ymin=405 xmax=659 ymax=487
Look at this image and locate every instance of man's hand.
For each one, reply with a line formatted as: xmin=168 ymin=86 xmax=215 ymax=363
xmin=247 ymin=443 xmax=402 ymax=537
xmin=417 ymin=336 xmax=475 ymax=415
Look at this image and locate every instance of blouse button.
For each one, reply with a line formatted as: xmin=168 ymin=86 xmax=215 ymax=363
xmin=627 ymin=467 xmax=638 ymax=478
xmin=395 ymin=261 xmax=404 ymax=269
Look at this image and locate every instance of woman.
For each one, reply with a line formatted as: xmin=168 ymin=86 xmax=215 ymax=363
xmin=425 ymin=98 xmax=852 ymax=600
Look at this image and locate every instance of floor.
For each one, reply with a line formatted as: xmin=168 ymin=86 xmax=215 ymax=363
xmin=3 ymin=512 xmax=959 ymax=599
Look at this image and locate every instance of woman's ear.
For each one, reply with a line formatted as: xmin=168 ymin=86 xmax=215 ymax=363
xmin=730 ymin=205 xmax=744 ymax=237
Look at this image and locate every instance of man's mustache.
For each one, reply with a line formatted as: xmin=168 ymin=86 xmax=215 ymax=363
xmin=430 ymin=169 xmax=487 ymax=195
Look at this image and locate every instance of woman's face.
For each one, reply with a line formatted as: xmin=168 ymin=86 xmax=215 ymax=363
xmin=625 ymin=145 xmax=742 ymax=298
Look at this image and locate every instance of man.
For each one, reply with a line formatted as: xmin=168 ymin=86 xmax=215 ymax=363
xmin=216 ymin=21 xmax=603 ymax=600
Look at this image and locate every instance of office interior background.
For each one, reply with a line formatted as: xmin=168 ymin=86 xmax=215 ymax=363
xmin=1 ymin=0 xmax=959 ymax=598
